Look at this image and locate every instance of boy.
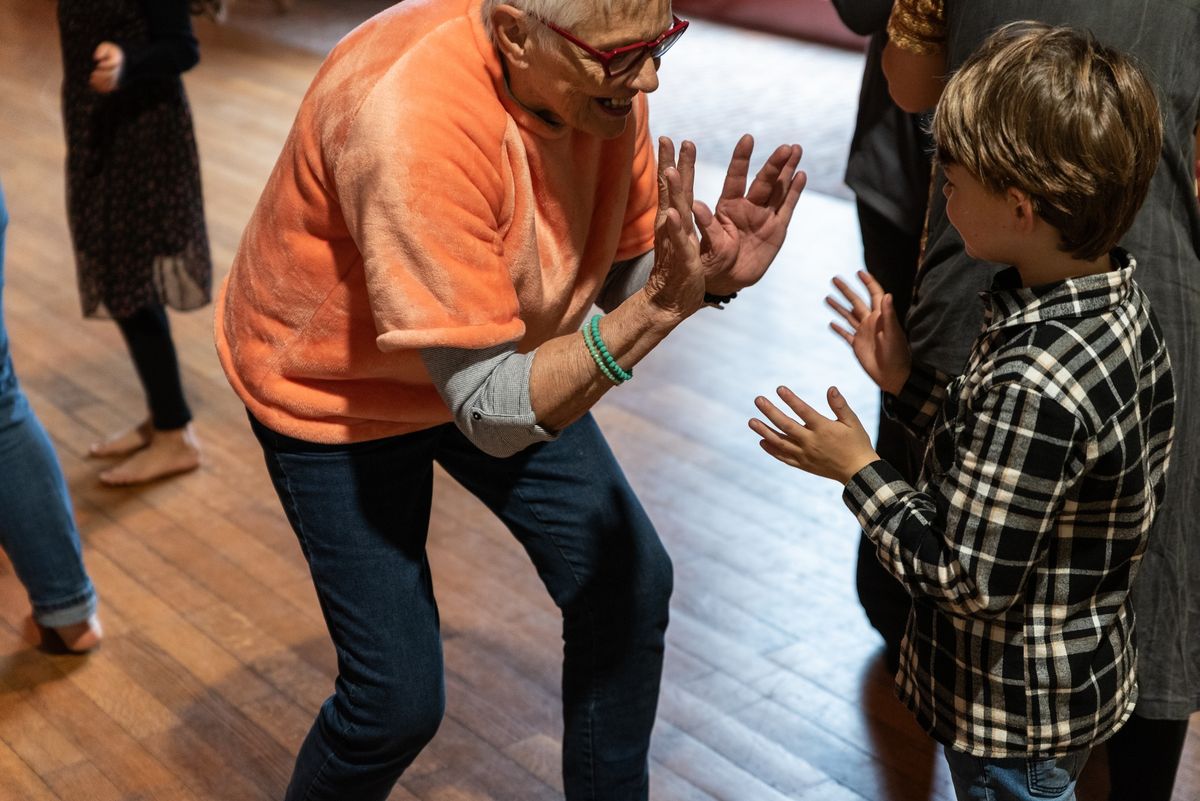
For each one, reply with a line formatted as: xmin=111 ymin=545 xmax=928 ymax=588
xmin=749 ymin=24 xmax=1175 ymax=801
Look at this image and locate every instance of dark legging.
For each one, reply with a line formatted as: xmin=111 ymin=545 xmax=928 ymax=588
xmin=114 ymin=305 xmax=191 ymax=431
xmin=1107 ymin=712 xmax=1191 ymax=801
xmin=853 ymin=199 xmax=924 ymax=673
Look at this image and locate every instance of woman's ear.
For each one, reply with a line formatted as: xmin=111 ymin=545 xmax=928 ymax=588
xmin=492 ymin=4 xmax=534 ymax=70
xmin=1007 ymin=186 xmax=1037 ymax=233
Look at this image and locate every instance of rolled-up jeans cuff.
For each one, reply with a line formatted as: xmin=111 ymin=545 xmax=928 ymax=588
xmin=33 ymin=586 xmax=98 ymax=628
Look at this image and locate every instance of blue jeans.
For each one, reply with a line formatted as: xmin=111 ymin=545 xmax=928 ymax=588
xmin=0 ymin=181 xmax=96 ymax=627
xmin=250 ymin=412 xmax=673 ymax=801
xmin=944 ymin=745 xmax=1091 ymax=801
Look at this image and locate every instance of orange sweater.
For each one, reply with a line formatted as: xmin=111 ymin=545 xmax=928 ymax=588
xmin=215 ymin=0 xmax=658 ymax=443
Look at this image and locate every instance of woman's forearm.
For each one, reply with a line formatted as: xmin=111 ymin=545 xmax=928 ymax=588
xmin=529 ymin=288 xmax=685 ymax=431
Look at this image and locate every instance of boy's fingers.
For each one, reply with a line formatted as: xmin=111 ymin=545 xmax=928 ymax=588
xmin=827 ymin=386 xmax=861 ymax=427
xmin=775 ymin=386 xmax=825 ymax=428
xmin=758 ymin=438 xmax=804 ymax=470
xmin=882 ymin=294 xmax=904 ymax=338
xmin=749 ymin=418 xmax=806 ymax=467
xmin=825 ymin=296 xmax=858 ymax=328
xmin=754 ymin=395 xmax=808 ymax=437
xmin=748 ymin=417 xmax=783 ymax=442
xmin=857 ymin=270 xmax=886 ymax=301
xmin=829 ymin=321 xmax=855 ymax=346
xmin=831 ymin=276 xmax=870 ymax=318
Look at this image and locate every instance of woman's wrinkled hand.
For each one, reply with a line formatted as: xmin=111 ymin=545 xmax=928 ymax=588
xmin=695 ymin=134 xmax=807 ymax=296
xmin=642 ymin=136 xmax=706 ymax=319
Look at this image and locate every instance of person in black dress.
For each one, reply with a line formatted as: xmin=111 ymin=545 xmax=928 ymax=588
xmin=830 ymin=0 xmax=932 ymax=675
xmin=57 ymin=0 xmax=221 ymax=484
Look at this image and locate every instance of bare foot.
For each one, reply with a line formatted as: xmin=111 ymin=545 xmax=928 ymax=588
xmin=40 ymin=615 xmax=103 ymax=654
xmin=89 ymin=419 xmax=153 ymax=458
xmin=99 ymin=424 xmax=201 ymax=486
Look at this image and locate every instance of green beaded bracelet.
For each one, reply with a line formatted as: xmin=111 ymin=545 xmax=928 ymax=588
xmin=583 ymin=323 xmax=621 ymax=385
xmin=589 ymin=315 xmax=633 ymax=383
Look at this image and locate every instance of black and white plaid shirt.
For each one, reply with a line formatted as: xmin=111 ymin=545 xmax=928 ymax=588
xmin=843 ymin=251 xmax=1175 ymax=757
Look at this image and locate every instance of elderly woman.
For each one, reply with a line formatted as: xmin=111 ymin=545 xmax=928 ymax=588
xmin=216 ymin=1 xmax=805 ymax=799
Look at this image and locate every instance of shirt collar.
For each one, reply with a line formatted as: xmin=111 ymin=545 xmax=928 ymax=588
xmin=979 ymin=249 xmax=1136 ymax=331
xmin=468 ymin=0 xmax=570 ymax=140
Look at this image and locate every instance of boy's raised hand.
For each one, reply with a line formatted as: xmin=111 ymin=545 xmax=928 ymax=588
xmin=749 ymin=386 xmax=879 ymax=484
xmin=826 ymin=270 xmax=912 ymax=395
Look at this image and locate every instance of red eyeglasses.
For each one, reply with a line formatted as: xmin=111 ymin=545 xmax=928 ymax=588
xmin=538 ymin=14 xmax=689 ymax=79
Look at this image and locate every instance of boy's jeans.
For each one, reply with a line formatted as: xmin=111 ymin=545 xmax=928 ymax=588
xmin=944 ymin=745 xmax=1091 ymax=801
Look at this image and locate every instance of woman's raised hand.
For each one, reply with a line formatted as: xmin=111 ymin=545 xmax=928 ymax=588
xmin=642 ymin=136 xmax=706 ymax=318
xmin=696 ymin=134 xmax=807 ymax=296
xmin=826 ymin=270 xmax=911 ymax=395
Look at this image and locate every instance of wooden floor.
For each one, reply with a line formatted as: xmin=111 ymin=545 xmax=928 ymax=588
xmin=0 ymin=2 xmax=1195 ymax=800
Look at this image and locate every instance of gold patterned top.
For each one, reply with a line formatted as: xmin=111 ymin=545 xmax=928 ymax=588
xmin=887 ymin=0 xmax=947 ymax=55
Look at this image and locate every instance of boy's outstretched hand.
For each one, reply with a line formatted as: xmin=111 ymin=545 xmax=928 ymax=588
xmin=749 ymin=386 xmax=879 ymax=484
xmin=826 ymin=271 xmax=911 ymax=395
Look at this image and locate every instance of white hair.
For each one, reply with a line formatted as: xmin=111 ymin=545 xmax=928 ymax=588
xmin=480 ymin=0 xmax=629 ymax=44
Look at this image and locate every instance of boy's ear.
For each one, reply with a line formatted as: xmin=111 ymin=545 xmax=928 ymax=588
xmin=1006 ymin=187 xmax=1037 ymax=233
xmin=492 ymin=4 xmax=534 ymax=70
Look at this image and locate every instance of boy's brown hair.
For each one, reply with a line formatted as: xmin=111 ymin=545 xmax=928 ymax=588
xmin=933 ymin=22 xmax=1163 ymax=261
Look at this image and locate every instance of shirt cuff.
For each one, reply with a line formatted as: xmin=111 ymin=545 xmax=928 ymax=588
xmin=885 ymin=362 xmax=946 ymax=433
xmin=421 ymin=345 xmax=559 ymax=458
xmin=842 ymin=459 xmax=921 ymax=549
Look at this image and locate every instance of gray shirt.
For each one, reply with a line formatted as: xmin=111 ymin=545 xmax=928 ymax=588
xmin=909 ymin=0 xmax=1200 ymax=719
xmin=832 ymin=0 xmax=933 ymax=235
xmin=420 ymin=252 xmax=654 ymax=458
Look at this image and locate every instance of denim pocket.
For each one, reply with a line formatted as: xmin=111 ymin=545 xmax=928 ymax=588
xmin=1026 ymin=757 xmax=1069 ymax=796
xmin=1025 ymin=751 xmax=1087 ymax=798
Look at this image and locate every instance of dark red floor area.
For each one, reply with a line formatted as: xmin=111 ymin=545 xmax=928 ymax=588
xmin=674 ymin=0 xmax=867 ymax=51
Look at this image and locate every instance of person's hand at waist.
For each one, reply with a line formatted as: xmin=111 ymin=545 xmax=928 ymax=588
xmin=683 ymin=134 xmax=807 ymax=297
xmin=90 ymin=42 xmax=125 ymax=94
xmin=826 ymin=270 xmax=911 ymax=395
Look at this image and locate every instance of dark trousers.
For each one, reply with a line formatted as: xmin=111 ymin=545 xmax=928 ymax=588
xmin=1106 ymin=712 xmax=1190 ymax=801
xmin=114 ymin=304 xmax=191 ymax=430
xmin=250 ymin=412 xmax=673 ymax=801
xmin=853 ymin=199 xmax=923 ymax=671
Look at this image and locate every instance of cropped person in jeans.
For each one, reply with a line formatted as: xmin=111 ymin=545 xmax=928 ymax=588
xmin=0 ymin=180 xmax=101 ymax=653
xmin=214 ymin=1 xmax=807 ymax=799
